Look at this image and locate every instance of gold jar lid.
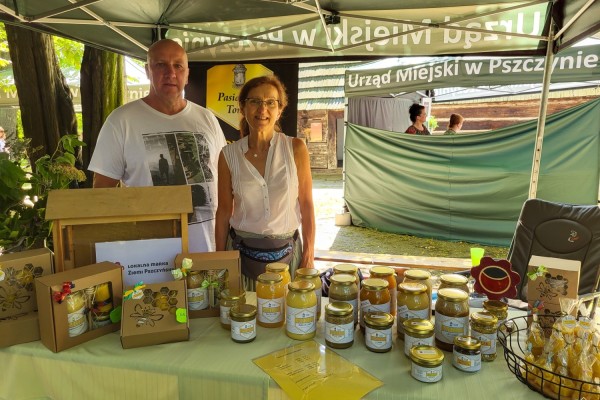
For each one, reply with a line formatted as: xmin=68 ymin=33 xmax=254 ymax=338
xmin=330 ymin=274 xmax=356 ymax=285
xmin=403 ymin=318 xmax=434 ymax=335
xmin=471 ymin=311 xmax=498 ymax=326
xmin=362 ymin=278 xmax=388 ymax=291
xmin=266 ymin=262 xmax=289 ymax=273
xmin=325 ymin=302 xmax=353 ymax=316
xmin=409 ymin=345 xmax=444 ymax=366
xmin=220 ymin=288 xmax=246 ymax=301
xmin=437 ymin=288 xmax=469 ymax=302
xmin=333 ymin=264 xmax=358 ymax=274
xmin=370 ymin=266 xmax=395 ymax=277
xmin=453 ymin=335 xmax=481 ymax=350
xmin=288 ymin=281 xmax=315 ymax=293
xmin=296 ymin=268 xmax=319 ymax=279
xmin=483 ymin=299 xmax=508 ymax=311
xmin=440 ymin=273 xmax=468 ymax=285
xmin=398 ymin=282 xmax=427 ymax=294
xmin=257 ymin=272 xmax=283 ymax=284
xmin=364 ymin=311 xmax=394 ymax=327
xmin=229 ymin=304 xmax=257 ymax=318
xmin=404 ymin=269 xmax=431 ymax=281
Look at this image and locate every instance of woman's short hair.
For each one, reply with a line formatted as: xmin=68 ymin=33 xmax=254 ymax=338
xmin=448 ymin=113 xmax=464 ymax=128
xmin=408 ymin=103 xmax=425 ymax=123
xmin=238 ymin=75 xmax=288 ymax=137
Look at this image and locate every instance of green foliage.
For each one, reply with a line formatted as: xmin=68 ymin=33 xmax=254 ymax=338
xmin=427 ymin=115 xmax=438 ymax=132
xmin=0 ymin=134 xmax=86 ymax=253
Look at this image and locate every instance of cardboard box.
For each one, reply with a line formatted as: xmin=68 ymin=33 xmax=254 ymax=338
xmin=174 ymin=251 xmax=241 ymax=318
xmin=120 ymin=280 xmax=189 ymax=349
xmin=0 ymin=312 xmax=40 ymax=347
xmin=35 ymin=262 xmax=123 ymax=353
xmin=0 ymin=247 xmax=54 ymax=319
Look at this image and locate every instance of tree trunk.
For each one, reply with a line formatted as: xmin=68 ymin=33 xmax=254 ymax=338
xmin=5 ymin=25 xmax=77 ymax=161
xmin=80 ymin=46 xmax=125 ymax=186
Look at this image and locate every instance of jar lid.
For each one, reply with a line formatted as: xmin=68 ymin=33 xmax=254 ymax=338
xmin=409 ymin=345 xmax=444 ymax=366
xmin=398 ymin=282 xmax=427 ymax=294
xmin=288 ymin=281 xmax=315 ymax=293
xmin=403 ymin=269 xmax=431 ymax=280
xmin=364 ymin=311 xmax=394 ymax=327
xmin=325 ymin=302 xmax=353 ymax=316
xmin=189 ymin=270 xmax=202 ymax=275
xmin=440 ymin=273 xmax=468 ymax=285
xmin=295 ymin=268 xmax=319 ymax=279
xmin=220 ymin=288 xmax=246 ymax=301
xmin=330 ymin=274 xmax=356 ymax=285
xmin=483 ymin=299 xmax=508 ymax=311
xmin=453 ymin=335 xmax=481 ymax=350
xmin=370 ymin=266 xmax=395 ymax=277
xmin=437 ymin=288 xmax=469 ymax=302
xmin=229 ymin=304 xmax=257 ymax=318
xmin=333 ymin=264 xmax=358 ymax=274
xmin=362 ymin=278 xmax=388 ymax=290
xmin=471 ymin=311 xmax=498 ymax=326
xmin=257 ymin=272 xmax=283 ymax=284
xmin=403 ymin=318 xmax=434 ymax=335
xmin=266 ymin=262 xmax=289 ymax=273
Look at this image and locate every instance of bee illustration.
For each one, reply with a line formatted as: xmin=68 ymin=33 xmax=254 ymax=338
xmin=0 ymin=286 xmax=31 ymax=311
xmin=130 ymin=303 xmax=164 ymax=327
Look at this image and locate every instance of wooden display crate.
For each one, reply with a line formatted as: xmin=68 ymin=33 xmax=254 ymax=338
xmin=45 ymin=186 xmax=192 ymax=272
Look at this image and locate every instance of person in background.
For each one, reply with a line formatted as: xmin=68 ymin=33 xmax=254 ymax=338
xmin=405 ymin=103 xmax=431 ymax=135
xmin=88 ymin=39 xmax=226 ymax=252
xmin=444 ymin=113 xmax=464 ymax=135
xmin=215 ymin=75 xmax=315 ymax=289
xmin=0 ymin=127 xmax=6 ymax=152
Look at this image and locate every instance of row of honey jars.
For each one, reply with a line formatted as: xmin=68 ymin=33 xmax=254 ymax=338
xmin=370 ymin=266 xmax=397 ymax=316
xmin=294 ymin=268 xmax=322 ymax=320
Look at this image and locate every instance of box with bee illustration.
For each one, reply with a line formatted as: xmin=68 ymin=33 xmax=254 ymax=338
xmin=120 ymin=280 xmax=189 ymax=349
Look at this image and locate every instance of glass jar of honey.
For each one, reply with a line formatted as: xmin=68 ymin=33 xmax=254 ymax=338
xmin=364 ymin=311 xmax=394 ymax=353
xmin=333 ymin=264 xmax=361 ymax=291
xmin=266 ymin=262 xmax=291 ymax=292
xmin=410 ymin=345 xmax=444 ymax=383
xmin=402 ymin=269 xmax=432 ymax=319
xmin=91 ymin=283 xmax=113 ymax=328
xmin=469 ymin=311 xmax=498 ymax=361
xmin=285 ymin=281 xmax=317 ymax=340
xmin=256 ymin=272 xmax=285 ymax=328
xmin=370 ymin=266 xmax=397 ymax=316
xmin=229 ymin=304 xmax=257 ymax=343
xmin=294 ymin=268 xmax=322 ymax=320
xmin=483 ymin=299 xmax=508 ymax=337
xmin=66 ymin=290 xmax=88 ymax=337
xmin=187 ymin=270 xmax=208 ymax=310
xmin=329 ymin=274 xmax=358 ymax=326
xmin=325 ymin=302 xmax=354 ymax=349
xmin=452 ymin=336 xmax=481 ymax=372
xmin=438 ymin=273 xmax=470 ymax=294
xmin=434 ymin=288 xmax=469 ymax=351
xmin=396 ymin=282 xmax=429 ymax=340
xmin=219 ymin=289 xmax=246 ymax=330
xmin=359 ymin=278 xmax=390 ymax=333
xmin=403 ymin=318 xmax=435 ymax=357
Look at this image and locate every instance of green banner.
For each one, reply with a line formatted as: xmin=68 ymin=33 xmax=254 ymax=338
xmin=345 ymin=44 xmax=600 ymax=97
xmin=344 ymin=97 xmax=600 ymax=246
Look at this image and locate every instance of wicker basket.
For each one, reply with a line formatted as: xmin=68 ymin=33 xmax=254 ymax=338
xmin=497 ymin=316 xmax=599 ymax=400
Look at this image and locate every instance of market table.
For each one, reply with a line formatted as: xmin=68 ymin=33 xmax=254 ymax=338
xmin=0 ymin=296 xmax=544 ymax=400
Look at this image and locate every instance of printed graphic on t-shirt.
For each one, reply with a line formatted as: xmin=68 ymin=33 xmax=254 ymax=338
xmin=142 ymin=131 xmax=215 ymax=225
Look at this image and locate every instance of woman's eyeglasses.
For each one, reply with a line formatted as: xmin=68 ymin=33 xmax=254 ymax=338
xmin=245 ymin=98 xmax=281 ymax=109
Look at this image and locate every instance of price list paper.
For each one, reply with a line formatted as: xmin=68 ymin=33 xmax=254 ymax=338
xmin=253 ymin=340 xmax=382 ymax=400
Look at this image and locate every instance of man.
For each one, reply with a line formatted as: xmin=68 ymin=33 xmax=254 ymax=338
xmin=88 ymin=39 xmax=226 ymax=252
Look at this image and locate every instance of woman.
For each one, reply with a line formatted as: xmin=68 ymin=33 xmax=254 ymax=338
xmin=405 ymin=104 xmax=431 ymax=135
xmin=215 ymin=75 xmax=315 ymax=289
xmin=444 ymin=114 xmax=464 ymax=135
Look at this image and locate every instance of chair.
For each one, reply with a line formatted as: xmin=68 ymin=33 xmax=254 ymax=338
xmin=507 ymin=198 xmax=600 ymax=302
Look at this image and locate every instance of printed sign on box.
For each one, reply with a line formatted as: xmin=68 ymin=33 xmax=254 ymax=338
xmin=95 ymin=238 xmax=182 ymax=289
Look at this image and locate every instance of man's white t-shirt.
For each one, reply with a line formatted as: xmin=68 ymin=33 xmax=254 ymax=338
xmin=88 ymin=99 xmax=227 ymax=252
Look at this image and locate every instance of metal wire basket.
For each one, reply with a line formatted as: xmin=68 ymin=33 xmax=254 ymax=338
xmin=497 ymin=316 xmax=599 ymax=400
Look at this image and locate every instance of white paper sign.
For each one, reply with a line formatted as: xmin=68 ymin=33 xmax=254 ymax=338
xmin=95 ymin=238 xmax=182 ymax=288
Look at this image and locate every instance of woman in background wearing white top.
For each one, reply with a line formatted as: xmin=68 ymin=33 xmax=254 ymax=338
xmin=215 ymin=75 xmax=315 ymax=290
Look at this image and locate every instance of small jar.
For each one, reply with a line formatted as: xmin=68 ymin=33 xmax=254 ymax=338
xmin=325 ymin=302 xmax=354 ymax=349
xmin=219 ymin=289 xmax=246 ymax=330
xmin=229 ymin=304 xmax=257 ymax=343
xmin=364 ymin=312 xmax=394 ymax=353
xmin=294 ymin=268 xmax=322 ymax=320
xmin=438 ymin=273 xmax=470 ymax=294
xmin=370 ymin=266 xmax=397 ymax=316
xmin=359 ymin=278 xmax=391 ymax=333
xmin=470 ymin=311 xmax=498 ymax=361
xmin=333 ymin=263 xmax=361 ymax=291
xmin=483 ymin=299 xmax=508 ymax=337
xmin=402 ymin=269 xmax=432 ymax=319
xmin=91 ymin=283 xmax=113 ymax=328
xmin=452 ymin=336 xmax=481 ymax=372
xmin=409 ymin=345 xmax=444 ymax=383
xmin=187 ymin=270 xmax=208 ymax=310
xmin=396 ymin=282 xmax=430 ymax=339
xmin=266 ymin=262 xmax=291 ymax=292
xmin=66 ymin=290 xmax=88 ymax=337
xmin=285 ymin=281 xmax=317 ymax=340
xmin=256 ymin=273 xmax=285 ymax=328
xmin=434 ymin=288 xmax=469 ymax=351
xmin=329 ymin=274 xmax=359 ymax=326
xmin=403 ymin=318 xmax=435 ymax=357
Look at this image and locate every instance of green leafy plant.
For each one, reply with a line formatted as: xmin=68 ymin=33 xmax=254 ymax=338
xmin=0 ymin=134 xmax=86 ymax=254
xmin=426 ymin=115 xmax=438 ymax=132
